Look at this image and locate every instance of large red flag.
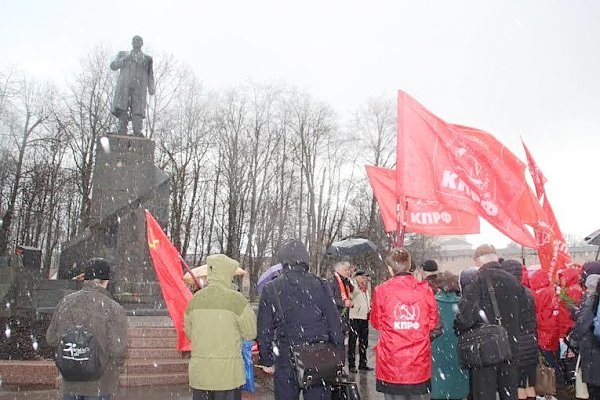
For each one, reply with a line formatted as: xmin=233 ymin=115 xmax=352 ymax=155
xmin=522 ymin=141 xmax=571 ymax=280
xmin=396 ymin=90 xmax=539 ymax=247
xmin=366 ymin=165 xmax=480 ymax=235
xmin=145 ymin=210 xmax=192 ymax=351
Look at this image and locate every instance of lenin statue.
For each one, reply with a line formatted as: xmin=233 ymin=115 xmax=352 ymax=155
xmin=110 ymin=35 xmax=155 ymax=136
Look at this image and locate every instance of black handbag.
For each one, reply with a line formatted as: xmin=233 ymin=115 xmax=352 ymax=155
xmin=289 ymin=341 xmax=342 ymax=389
xmin=332 ymin=380 xmax=361 ymax=400
xmin=272 ymin=277 xmax=343 ymax=389
xmin=458 ymin=274 xmax=512 ymax=368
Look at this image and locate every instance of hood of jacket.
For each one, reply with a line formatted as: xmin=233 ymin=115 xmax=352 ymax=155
xmin=206 ymin=254 xmax=239 ymax=287
xmin=281 ymin=264 xmax=311 ymax=285
xmin=459 ymin=267 xmax=478 ymax=293
xmin=583 ymin=261 xmax=600 ymax=281
xmin=559 ymin=268 xmax=581 ymax=287
xmin=529 ymin=269 xmax=550 ymax=290
xmin=500 ymin=259 xmax=523 ymax=281
xmin=277 ymin=239 xmax=310 ymax=268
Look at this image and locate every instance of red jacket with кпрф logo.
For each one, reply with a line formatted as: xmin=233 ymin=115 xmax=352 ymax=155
xmin=370 ymin=273 xmax=439 ymax=385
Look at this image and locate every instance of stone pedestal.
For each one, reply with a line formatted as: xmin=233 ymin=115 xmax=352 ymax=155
xmin=58 ymin=134 xmax=170 ymax=310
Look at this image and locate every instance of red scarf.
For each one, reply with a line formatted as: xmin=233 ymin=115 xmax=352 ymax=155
xmin=335 ymin=272 xmax=350 ymax=301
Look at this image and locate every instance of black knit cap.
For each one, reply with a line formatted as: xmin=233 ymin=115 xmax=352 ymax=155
xmin=421 ymin=259 xmax=438 ymax=272
xmin=84 ymin=257 xmax=111 ymax=280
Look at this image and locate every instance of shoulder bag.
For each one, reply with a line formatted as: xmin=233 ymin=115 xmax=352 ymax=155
xmin=271 ymin=275 xmax=343 ymax=389
xmin=535 ymin=352 xmax=557 ymax=396
xmin=458 ymin=273 xmax=512 ymax=368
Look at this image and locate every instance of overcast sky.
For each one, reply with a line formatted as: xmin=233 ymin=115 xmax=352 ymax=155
xmin=2 ymin=0 xmax=600 ymax=248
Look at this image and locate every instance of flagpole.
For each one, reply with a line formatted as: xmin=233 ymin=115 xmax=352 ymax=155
xmin=398 ymin=198 xmax=408 ymax=246
xmin=179 ymin=254 xmax=202 ymax=290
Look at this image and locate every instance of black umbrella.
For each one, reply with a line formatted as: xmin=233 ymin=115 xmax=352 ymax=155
xmin=325 ymin=238 xmax=377 ymax=257
xmin=584 ymin=229 xmax=600 ymax=260
xmin=584 ymin=229 xmax=600 ymax=246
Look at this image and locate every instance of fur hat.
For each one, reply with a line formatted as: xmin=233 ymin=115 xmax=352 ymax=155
xmin=473 ymin=244 xmax=497 ymax=260
xmin=84 ymin=258 xmax=111 ymax=280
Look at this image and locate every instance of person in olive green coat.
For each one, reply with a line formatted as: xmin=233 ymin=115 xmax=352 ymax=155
xmin=184 ymin=254 xmax=257 ymax=400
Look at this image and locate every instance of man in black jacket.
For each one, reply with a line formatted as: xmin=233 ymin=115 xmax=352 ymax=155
xmin=455 ymin=245 xmax=530 ymax=400
xmin=257 ymin=239 xmax=344 ymax=400
xmin=500 ymin=259 xmax=538 ymax=400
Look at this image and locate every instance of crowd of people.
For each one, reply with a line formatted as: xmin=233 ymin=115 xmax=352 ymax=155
xmin=45 ymin=241 xmax=600 ymax=400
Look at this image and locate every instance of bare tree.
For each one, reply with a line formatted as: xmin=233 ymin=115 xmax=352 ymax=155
xmin=285 ymin=89 xmax=340 ymax=274
xmin=352 ymin=96 xmax=396 ymax=237
xmin=145 ymin=54 xmax=188 ymax=140
xmin=239 ymin=82 xmax=284 ymax=298
xmin=60 ymin=46 xmax=114 ymax=234
xmin=0 ymin=77 xmax=54 ymax=255
xmin=155 ymin=73 xmax=211 ymax=256
xmin=214 ymin=87 xmax=252 ymax=260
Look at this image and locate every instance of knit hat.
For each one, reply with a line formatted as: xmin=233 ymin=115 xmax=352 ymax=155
xmin=585 ymin=274 xmax=600 ymax=292
xmin=473 ymin=244 xmax=497 ymax=260
xmin=421 ymin=259 xmax=438 ymax=272
xmin=84 ymin=258 xmax=111 ymax=280
xmin=277 ymin=239 xmax=309 ymax=267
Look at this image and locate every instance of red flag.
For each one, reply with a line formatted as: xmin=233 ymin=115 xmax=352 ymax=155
xmin=366 ymin=165 xmax=480 ymax=235
xmin=521 ymin=141 xmax=571 ymax=280
xmin=522 ymin=140 xmax=548 ymax=198
xmin=145 ymin=210 xmax=192 ymax=351
xmin=396 ymin=90 xmax=538 ymax=247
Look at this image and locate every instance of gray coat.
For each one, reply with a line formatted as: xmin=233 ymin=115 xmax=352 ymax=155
xmin=46 ymin=282 xmax=129 ymax=396
xmin=110 ymin=50 xmax=155 ymax=117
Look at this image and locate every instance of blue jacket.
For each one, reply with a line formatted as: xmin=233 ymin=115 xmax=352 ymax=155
xmin=431 ymin=291 xmax=469 ymax=400
xmin=257 ymin=265 xmax=344 ymax=367
xmin=594 ymin=299 xmax=600 ymax=342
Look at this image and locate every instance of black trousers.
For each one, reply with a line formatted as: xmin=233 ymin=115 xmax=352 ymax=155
xmin=588 ymin=384 xmax=600 ymax=400
xmin=471 ymin=362 xmax=518 ymax=400
xmin=192 ymin=388 xmax=241 ymax=400
xmin=274 ymin=356 xmax=331 ymax=400
xmin=348 ymin=318 xmax=369 ymax=368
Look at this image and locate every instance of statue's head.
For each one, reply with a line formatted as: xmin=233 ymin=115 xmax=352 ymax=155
xmin=132 ymin=35 xmax=144 ymax=50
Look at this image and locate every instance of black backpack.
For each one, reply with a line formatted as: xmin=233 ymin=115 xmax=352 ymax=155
xmin=55 ymin=325 xmax=106 ymax=381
